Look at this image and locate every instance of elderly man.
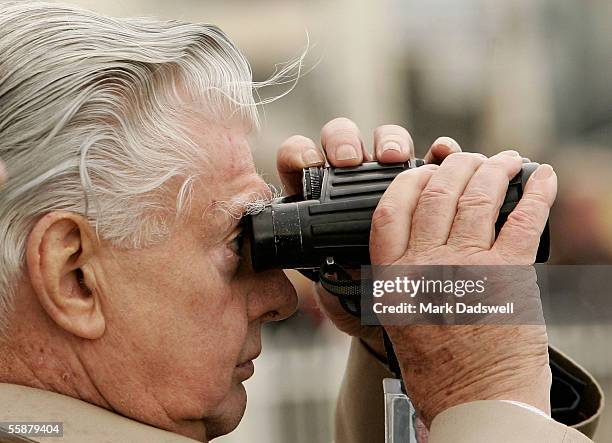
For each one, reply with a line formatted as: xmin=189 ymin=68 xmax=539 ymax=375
xmin=0 ymin=2 xmax=603 ymax=443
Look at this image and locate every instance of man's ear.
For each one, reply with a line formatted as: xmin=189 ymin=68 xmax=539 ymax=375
xmin=26 ymin=211 xmax=105 ymax=339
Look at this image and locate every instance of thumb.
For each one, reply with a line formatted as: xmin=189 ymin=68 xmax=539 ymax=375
xmin=493 ymin=164 xmax=557 ymax=263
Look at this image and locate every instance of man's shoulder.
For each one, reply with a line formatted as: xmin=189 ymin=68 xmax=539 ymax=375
xmin=0 ymin=383 xmax=196 ymax=443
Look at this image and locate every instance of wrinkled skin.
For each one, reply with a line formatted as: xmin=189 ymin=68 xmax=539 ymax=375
xmin=1 ymin=121 xmax=298 ymax=442
xmin=278 ymin=117 xmax=556 ymax=430
xmin=0 ymin=116 xmax=555 ymax=442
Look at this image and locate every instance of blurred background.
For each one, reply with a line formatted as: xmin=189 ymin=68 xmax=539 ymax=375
xmin=7 ymin=0 xmax=612 ymax=441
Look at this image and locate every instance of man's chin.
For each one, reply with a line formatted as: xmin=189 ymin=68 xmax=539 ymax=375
xmin=204 ymin=382 xmax=248 ymax=440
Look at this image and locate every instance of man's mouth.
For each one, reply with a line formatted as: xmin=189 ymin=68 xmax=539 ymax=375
xmin=235 ymin=350 xmax=260 ymax=380
xmin=235 ymin=360 xmax=255 ymax=380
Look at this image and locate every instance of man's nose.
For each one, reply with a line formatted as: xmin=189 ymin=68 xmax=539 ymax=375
xmin=248 ymin=270 xmax=298 ymax=323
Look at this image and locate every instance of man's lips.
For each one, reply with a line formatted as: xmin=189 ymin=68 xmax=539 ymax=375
xmin=237 ymin=349 xmax=261 ymax=367
xmin=235 ymin=350 xmax=260 ymax=380
xmin=236 ymin=360 xmax=254 ymax=370
xmin=235 ymin=360 xmax=255 ymax=381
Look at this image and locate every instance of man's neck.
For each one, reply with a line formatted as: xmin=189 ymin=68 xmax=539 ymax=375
xmin=0 ymin=326 xmax=111 ymax=410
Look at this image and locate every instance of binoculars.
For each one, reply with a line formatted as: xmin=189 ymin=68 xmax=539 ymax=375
xmin=245 ymin=159 xmax=550 ymax=273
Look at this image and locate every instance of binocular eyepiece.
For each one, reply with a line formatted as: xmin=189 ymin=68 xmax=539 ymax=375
xmin=245 ymin=159 xmax=550 ymax=272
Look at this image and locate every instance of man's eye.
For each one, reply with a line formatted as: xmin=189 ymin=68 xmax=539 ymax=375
xmin=228 ymin=231 xmax=244 ymax=256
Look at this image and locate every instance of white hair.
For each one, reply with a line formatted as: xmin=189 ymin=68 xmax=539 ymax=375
xmin=0 ymin=1 xmax=304 ymax=329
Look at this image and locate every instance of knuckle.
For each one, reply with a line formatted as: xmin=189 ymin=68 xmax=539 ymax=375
xmin=371 ymin=202 xmax=398 ymax=233
xmin=419 ymin=180 xmax=455 ymax=204
xmin=393 ymin=169 xmax=419 ymax=187
xmin=394 ymin=166 xmax=435 ymax=187
xmin=417 ymin=163 xmax=439 ymax=173
xmin=392 ymin=169 xmax=416 ymax=188
xmin=447 ymin=151 xmax=472 ymax=161
xmin=396 ymin=168 xmax=416 ymax=181
xmin=458 ymin=189 xmax=496 ymax=210
xmin=486 ymin=153 xmax=513 ymax=165
xmin=446 ymin=151 xmax=485 ymax=166
xmin=413 ymin=164 xmax=438 ymax=184
xmin=484 ymin=155 xmax=520 ymax=173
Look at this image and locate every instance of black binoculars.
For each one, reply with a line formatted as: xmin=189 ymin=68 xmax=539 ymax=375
xmin=245 ymin=159 xmax=550 ymax=273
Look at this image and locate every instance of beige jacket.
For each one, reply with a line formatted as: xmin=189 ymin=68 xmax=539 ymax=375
xmin=0 ymin=339 xmax=603 ymax=443
xmin=335 ymin=339 xmax=603 ymax=443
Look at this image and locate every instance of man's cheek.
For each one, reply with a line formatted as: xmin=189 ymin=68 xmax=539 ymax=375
xmin=201 ymin=287 xmax=249 ymax=361
xmin=182 ymin=327 xmax=246 ymax=416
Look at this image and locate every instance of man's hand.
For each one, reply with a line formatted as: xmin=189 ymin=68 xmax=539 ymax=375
xmin=276 ymin=118 xmax=460 ymax=357
xmin=277 ymin=121 xmax=557 ymax=429
xmin=370 ymin=150 xmax=557 ymax=426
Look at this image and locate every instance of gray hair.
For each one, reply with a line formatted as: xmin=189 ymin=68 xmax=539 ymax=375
xmin=0 ymin=1 xmax=303 ymax=329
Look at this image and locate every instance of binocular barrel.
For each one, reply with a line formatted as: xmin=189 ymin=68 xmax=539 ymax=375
xmin=246 ymin=159 xmax=550 ymax=271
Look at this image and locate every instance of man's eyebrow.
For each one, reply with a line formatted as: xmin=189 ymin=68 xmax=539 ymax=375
xmin=203 ymin=185 xmax=281 ymax=230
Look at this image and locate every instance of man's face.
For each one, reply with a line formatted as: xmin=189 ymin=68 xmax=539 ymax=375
xmin=82 ymin=120 xmax=298 ymax=440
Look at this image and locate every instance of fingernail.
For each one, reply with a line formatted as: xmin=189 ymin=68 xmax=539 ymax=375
xmin=336 ymin=144 xmax=358 ymax=161
xmin=500 ymin=150 xmax=520 ymax=157
xmin=434 ymin=136 xmax=460 ymax=152
xmin=302 ymin=149 xmax=323 ymax=166
xmin=532 ymin=164 xmax=554 ymax=180
xmin=382 ymin=141 xmax=402 ymax=154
